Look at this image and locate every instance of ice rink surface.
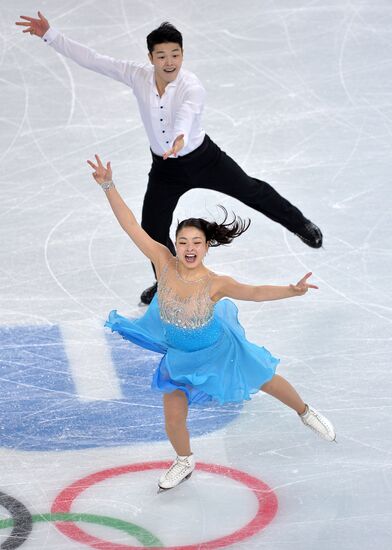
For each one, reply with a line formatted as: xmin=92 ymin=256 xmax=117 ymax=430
xmin=1 ymin=0 xmax=392 ymax=548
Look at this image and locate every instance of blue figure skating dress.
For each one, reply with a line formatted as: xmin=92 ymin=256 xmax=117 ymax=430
xmin=105 ymin=259 xmax=279 ymax=405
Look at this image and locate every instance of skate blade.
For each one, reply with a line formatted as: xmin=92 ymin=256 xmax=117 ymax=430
xmin=157 ymin=472 xmax=193 ymax=494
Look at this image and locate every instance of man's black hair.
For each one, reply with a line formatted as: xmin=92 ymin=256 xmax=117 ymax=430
xmin=146 ymin=22 xmax=183 ymax=54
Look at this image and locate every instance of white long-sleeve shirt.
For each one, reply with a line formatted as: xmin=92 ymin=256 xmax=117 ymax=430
xmin=42 ymin=27 xmax=206 ymax=156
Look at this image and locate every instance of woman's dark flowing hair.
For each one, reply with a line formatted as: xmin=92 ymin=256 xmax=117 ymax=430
xmin=175 ymin=206 xmax=251 ymax=247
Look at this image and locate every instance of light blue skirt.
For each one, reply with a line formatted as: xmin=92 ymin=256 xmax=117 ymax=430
xmin=105 ymin=295 xmax=279 ymax=405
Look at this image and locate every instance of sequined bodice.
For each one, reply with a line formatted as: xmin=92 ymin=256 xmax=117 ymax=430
xmin=158 ymin=260 xmax=215 ymax=328
xmin=157 ymin=259 xmax=221 ymax=351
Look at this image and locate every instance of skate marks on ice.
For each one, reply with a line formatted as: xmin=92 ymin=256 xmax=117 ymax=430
xmin=1 ymin=0 xmax=392 ymax=549
xmin=0 ymin=461 xmax=277 ymax=549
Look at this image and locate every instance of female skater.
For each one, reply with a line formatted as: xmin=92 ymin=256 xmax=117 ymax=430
xmin=87 ymin=155 xmax=336 ymax=492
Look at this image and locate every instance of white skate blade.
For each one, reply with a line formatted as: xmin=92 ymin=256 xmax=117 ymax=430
xmin=157 ymin=472 xmax=193 ymax=494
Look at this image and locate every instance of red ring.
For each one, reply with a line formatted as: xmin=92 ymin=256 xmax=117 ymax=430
xmin=52 ymin=461 xmax=278 ymax=549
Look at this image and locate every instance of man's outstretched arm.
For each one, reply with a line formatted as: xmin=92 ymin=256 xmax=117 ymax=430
xmin=15 ymin=11 xmax=137 ymax=86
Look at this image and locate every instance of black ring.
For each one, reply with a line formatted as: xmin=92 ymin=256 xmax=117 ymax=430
xmin=0 ymin=491 xmax=32 ymax=549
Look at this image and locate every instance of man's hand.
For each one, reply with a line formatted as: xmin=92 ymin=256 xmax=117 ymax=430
xmin=163 ymin=134 xmax=184 ymax=160
xmin=290 ymin=272 xmax=319 ymax=296
xmin=87 ymin=154 xmax=112 ymax=185
xmin=15 ymin=11 xmax=49 ymax=38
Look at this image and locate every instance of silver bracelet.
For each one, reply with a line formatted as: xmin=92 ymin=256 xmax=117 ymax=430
xmin=100 ymin=180 xmax=115 ymax=192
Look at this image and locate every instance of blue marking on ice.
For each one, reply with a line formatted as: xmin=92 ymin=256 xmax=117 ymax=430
xmin=0 ymin=325 xmax=241 ymax=451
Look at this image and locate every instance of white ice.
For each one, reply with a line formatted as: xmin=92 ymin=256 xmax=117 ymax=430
xmin=1 ymin=1 xmax=392 ymax=549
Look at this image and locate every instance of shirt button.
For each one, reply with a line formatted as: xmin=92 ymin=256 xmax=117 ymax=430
xmin=160 ymin=118 xmax=163 ymax=121
xmin=162 ymin=130 xmax=165 ymax=133
xmin=166 ymin=141 xmax=169 ymax=144
xmin=160 ymin=106 xmax=163 ymax=109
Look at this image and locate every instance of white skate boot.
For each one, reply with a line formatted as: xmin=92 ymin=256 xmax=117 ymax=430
xmin=158 ymin=454 xmax=195 ymax=492
xmin=299 ymin=404 xmax=336 ymax=442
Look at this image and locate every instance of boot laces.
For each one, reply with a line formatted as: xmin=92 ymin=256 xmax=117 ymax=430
xmin=164 ymin=458 xmax=191 ymax=482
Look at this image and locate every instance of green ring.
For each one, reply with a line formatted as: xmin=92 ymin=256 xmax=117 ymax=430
xmin=0 ymin=513 xmax=163 ymax=548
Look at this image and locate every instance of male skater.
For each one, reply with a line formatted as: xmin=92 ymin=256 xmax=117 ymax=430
xmin=16 ymin=12 xmax=323 ymax=304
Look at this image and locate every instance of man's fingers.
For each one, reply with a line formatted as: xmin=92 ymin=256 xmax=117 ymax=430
xmin=163 ymin=148 xmax=173 ymax=160
xmin=307 ymin=284 xmax=319 ymax=289
xmin=15 ymin=21 xmax=31 ymax=26
xmin=164 ymin=134 xmax=184 ymax=159
xmin=22 ymin=28 xmax=32 ymax=33
xmin=19 ymin=16 xmax=36 ymax=22
xmin=37 ymin=11 xmax=46 ymax=20
xmin=173 ymin=136 xmax=184 ymax=154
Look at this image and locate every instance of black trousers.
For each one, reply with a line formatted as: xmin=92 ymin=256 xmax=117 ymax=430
xmin=141 ymin=134 xmax=308 ymax=259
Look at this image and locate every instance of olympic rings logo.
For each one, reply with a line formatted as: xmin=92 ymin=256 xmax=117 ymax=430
xmin=0 ymin=462 xmax=278 ymax=549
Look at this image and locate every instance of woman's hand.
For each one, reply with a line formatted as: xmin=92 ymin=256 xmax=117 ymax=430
xmin=15 ymin=11 xmax=50 ymax=38
xmin=86 ymin=154 xmax=171 ymax=267
xmin=87 ymin=154 xmax=112 ymax=185
xmin=290 ymin=272 xmax=318 ymax=296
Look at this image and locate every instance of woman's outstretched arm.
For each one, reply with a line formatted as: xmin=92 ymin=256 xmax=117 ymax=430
xmin=87 ymin=154 xmax=172 ymax=270
xmin=211 ymin=272 xmax=318 ymax=302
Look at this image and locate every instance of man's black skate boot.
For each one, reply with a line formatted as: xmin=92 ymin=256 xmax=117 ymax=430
xmin=295 ymin=221 xmax=323 ymax=249
xmin=140 ymin=282 xmax=158 ymax=305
